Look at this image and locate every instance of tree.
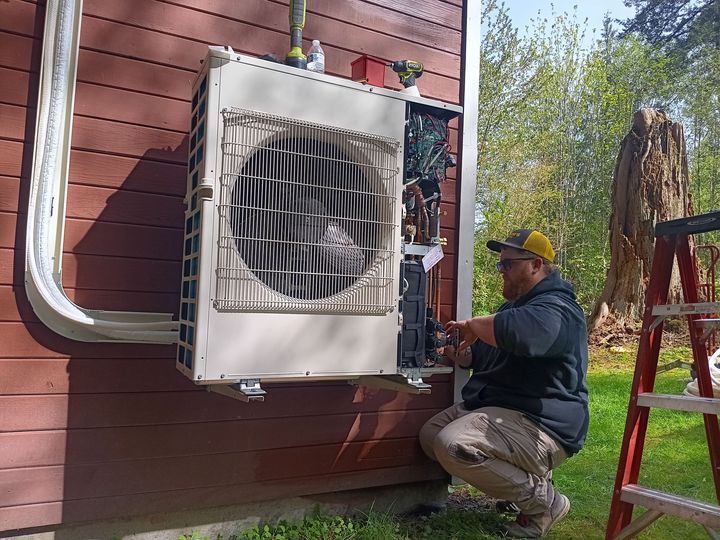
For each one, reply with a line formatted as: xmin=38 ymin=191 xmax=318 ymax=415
xmin=588 ymin=109 xmax=692 ymax=335
xmin=622 ymin=0 xmax=720 ymax=242
xmin=570 ymin=32 xmax=680 ymax=306
xmin=681 ymin=48 xmax=720 ymax=223
xmin=621 ymin=0 xmax=719 ymax=59
xmin=475 ymin=3 xmax=681 ymax=314
xmin=473 ymin=0 xmax=718 ymax=323
xmin=474 ymin=0 xmax=560 ymax=313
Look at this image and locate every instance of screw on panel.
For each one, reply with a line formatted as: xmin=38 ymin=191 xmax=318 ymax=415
xmin=197 ymin=375 xmax=203 ymax=380
xmin=220 ymin=374 xmax=225 ymax=379
xmin=306 ymin=371 xmax=310 ymax=376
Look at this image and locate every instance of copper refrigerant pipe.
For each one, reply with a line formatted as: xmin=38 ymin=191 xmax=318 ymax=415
xmin=435 ymin=265 xmax=441 ymax=319
xmin=408 ymin=184 xmax=429 ymax=243
xmin=427 ymin=266 xmax=433 ymax=311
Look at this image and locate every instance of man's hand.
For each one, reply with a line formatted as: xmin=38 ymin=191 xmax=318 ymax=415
xmin=442 ymin=344 xmax=473 ymax=368
xmin=445 ymin=315 xmax=498 ymax=349
xmin=445 ymin=319 xmax=479 ymax=352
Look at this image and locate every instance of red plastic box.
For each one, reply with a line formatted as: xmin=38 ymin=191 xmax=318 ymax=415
xmin=351 ymin=55 xmax=386 ymax=87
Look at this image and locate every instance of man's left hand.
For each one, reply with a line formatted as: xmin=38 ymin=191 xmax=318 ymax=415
xmin=441 ymin=344 xmax=473 ymax=368
xmin=445 ymin=319 xmax=479 ymax=352
xmin=445 ymin=315 xmax=498 ymax=349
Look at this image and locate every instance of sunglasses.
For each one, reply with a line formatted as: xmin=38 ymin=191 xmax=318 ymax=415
xmin=495 ymin=257 xmax=536 ymax=272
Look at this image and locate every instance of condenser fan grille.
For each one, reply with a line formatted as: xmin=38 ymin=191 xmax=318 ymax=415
xmin=216 ymin=108 xmax=399 ymax=314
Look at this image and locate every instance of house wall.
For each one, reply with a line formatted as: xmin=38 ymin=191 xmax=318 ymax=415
xmin=0 ymin=0 xmax=465 ymax=532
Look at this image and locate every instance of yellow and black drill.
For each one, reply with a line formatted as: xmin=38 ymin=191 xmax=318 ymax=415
xmin=286 ymin=0 xmax=307 ymax=69
xmin=388 ymin=60 xmax=424 ymax=89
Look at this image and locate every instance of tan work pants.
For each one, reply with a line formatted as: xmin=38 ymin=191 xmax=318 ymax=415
xmin=419 ymin=403 xmax=568 ymax=515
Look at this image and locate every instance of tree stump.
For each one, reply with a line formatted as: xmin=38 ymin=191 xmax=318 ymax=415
xmin=588 ymin=108 xmax=692 ymax=337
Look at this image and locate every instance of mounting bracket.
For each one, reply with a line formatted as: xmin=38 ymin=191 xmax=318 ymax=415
xmin=207 ymin=379 xmax=266 ymax=402
xmin=352 ymin=366 xmax=453 ymax=395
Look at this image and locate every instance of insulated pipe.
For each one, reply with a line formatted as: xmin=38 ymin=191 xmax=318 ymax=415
xmin=25 ymin=0 xmax=178 ymax=343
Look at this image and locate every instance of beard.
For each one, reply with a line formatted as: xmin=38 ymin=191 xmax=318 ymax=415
xmin=502 ymin=276 xmax=530 ymax=301
xmin=502 ymin=280 xmax=521 ymax=301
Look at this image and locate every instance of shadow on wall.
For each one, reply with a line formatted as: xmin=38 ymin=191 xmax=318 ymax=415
xmin=8 ymin=11 xmax=441 ymax=533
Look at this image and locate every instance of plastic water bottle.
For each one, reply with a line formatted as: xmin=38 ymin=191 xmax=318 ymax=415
xmin=307 ymin=40 xmax=325 ymax=73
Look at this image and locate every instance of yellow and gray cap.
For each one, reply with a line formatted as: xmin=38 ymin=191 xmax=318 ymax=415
xmin=487 ymin=229 xmax=555 ymax=262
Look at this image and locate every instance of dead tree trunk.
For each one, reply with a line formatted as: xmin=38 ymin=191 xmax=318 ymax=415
xmin=588 ymin=108 xmax=692 ymax=335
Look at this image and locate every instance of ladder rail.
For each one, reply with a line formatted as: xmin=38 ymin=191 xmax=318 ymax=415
xmin=676 ymin=236 xmax=720 ymax=500
xmin=613 ymin=509 xmax=662 ymax=540
xmin=693 ymin=244 xmax=719 ymax=353
xmin=606 ymin=229 xmax=720 ymax=539
xmin=606 ymin=234 xmax=675 ymax=538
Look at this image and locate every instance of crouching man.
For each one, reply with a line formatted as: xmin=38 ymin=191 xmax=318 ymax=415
xmin=420 ymin=229 xmax=589 ymax=538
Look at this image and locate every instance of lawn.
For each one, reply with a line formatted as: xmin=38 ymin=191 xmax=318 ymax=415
xmin=187 ymin=346 xmax=719 ymax=540
xmin=536 ymin=345 xmax=716 ymax=539
xmin=398 ymin=345 xmax=718 ymax=539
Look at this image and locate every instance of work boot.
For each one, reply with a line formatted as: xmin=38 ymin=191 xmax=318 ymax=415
xmin=503 ymin=492 xmax=570 ymax=538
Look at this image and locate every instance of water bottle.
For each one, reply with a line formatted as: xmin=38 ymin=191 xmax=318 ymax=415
xmin=307 ymin=40 xmax=325 ymax=73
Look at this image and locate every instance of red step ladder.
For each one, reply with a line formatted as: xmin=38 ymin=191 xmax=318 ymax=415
xmin=606 ymin=212 xmax=720 ymax=539
xmin=694 ymin=244 xmax=720 ymax=354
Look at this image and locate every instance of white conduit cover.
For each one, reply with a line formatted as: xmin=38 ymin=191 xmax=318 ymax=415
xmin=25 ymin=0 xmax=178 ymax=343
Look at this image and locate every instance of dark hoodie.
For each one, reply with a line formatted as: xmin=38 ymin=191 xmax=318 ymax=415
xmin=462 ymin=270 xmax=589 ymax=455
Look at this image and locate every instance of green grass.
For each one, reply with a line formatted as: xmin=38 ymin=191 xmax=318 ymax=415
xmin=180 ymin=346 xmax=718 ymax=539
xmin=548 ymin=349 xmax=716 ymax=539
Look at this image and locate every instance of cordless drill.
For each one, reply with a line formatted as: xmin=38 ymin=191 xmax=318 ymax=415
xmin=285 ymin=0 xmax=307 ymax=69
xmin=388 ymin=60 xmax=424 ymax=88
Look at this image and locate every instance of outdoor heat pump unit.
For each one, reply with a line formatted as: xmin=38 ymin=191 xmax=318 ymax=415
xmin=177 ymin=47 xmax=461 ymax=401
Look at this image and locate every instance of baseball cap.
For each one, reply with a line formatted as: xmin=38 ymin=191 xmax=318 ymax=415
xmin=487 ymin=229 xmax=555 ymax=261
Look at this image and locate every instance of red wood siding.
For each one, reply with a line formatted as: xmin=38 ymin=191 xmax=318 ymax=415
xmin=0 ymin=0 xmax=464 ymax=531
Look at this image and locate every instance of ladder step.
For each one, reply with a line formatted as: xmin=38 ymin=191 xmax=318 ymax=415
xmin=637 ymin=393 xmax=720 ymax=414
xmin=621 ymin=484 xmax=720 ymax=529
xmin=652 ymin=302 xmax=720 ymax=316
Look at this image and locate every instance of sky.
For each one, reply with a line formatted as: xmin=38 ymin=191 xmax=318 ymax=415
xmin=499 ymin=0 xmax=636 ymax=42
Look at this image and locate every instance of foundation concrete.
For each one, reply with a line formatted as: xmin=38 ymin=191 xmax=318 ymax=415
xmin=4 ymin=480 xmax=448 ymax=540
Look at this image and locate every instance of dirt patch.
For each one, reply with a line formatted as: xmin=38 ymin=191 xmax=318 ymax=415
xmin=447 ymin=489 xmax=496 ymax=513
xmin=588 ymin=315 xmax=691 ymax=351
xmin=588 ymin=315 xmax=640 ymax=347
